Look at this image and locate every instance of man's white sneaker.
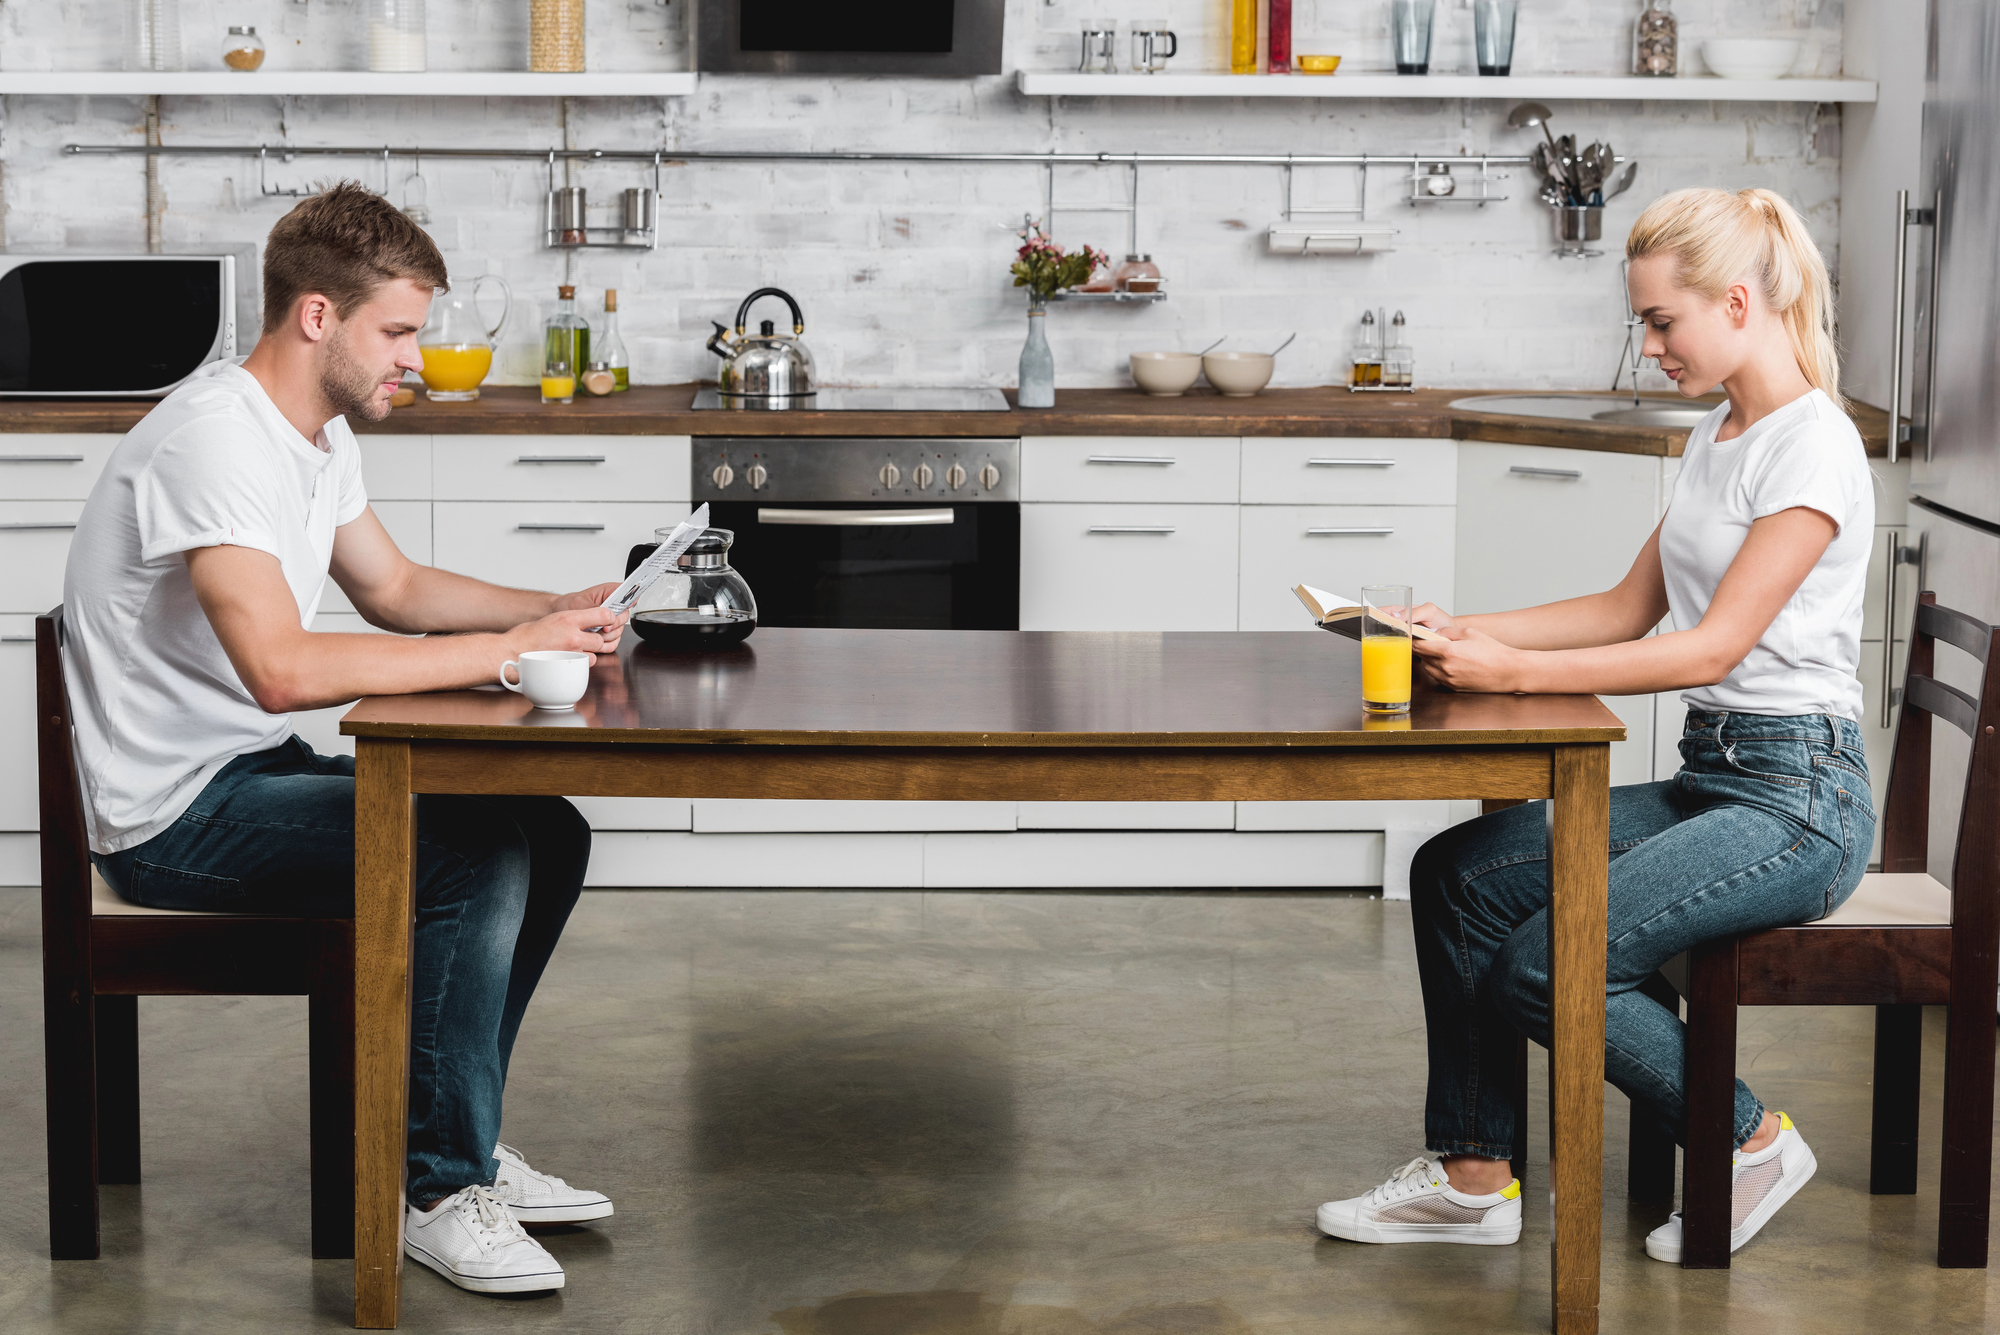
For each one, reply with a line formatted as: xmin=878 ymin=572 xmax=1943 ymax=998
xmin=492 ymin=1142 xmax=614 ymax=1225
xmin=1645 ymin=1111 xmax=1818 ymax=1263
xmin=1317 ymin=1157 xmax=1523 ymax=1245
xmin=404 ymin=1185 xmax=565 ymax=1294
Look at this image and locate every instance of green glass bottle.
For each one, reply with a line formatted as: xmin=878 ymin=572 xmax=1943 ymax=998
xmin=543 ymin=284 xmax=591 ymax=391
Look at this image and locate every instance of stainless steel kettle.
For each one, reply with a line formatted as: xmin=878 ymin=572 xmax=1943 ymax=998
xmin=705 ymin=287 xmax=815 ymax=402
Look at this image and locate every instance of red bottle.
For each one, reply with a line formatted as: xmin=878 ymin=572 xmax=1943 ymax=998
xmin=1269 ymin=0 xmax=1292 ymax=73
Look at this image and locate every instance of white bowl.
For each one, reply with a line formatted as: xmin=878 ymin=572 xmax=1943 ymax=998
xmin=1702 ymin=38 xmax=1803 ymax=80
xmin=1130 ymin=351 xmax=1203 ymax=396
xmin=1202 ymin=351 xmax=1274 ymax=397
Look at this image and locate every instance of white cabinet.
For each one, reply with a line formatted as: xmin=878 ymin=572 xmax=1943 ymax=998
xmin=0 ymin=502 xmax=86 ymax=613
xmin=357 ymin=435 xmax=432 ymax=501
xmin=432 ymin=501 xmax=674 ymax=599
xmin=1240 ymin=437 xmax=1456 ymax=505
xmin=1020 ymin=503 xmax=1240 ymax=631
xmin=0 ymin=616 xmax=36 ymax=831
xmin=432 ymin=435 xmax=690 ymax=503
xmin=0 ymin=435 xmax=122 ymax=499
xmin=1237 ymin=504 xmax=1456 ymax=631
xmin=1021 ymin=436 xmax=1239 ymax=503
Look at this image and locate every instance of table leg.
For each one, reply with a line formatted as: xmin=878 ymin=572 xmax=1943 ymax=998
xmin=1548 ymin=744 xmax=1609 ymax=1335
xmin=354 ymin=739 xmax=415 ymax=1329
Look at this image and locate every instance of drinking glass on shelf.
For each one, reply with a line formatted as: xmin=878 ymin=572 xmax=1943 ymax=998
xmin=1361 ymin=585 xmax=1415 ymax=713
xmin=1079 ymin=19 xmax=1117 ymax=73
xmin=1391 ymin=0 xmax=1436 ymax=75
xmin=1473 ymin=0 xmax=1519 ymax=76
xmin=1130 ymin=20 xmax=1178 ymax=74
xmin=540 ymin=357 xmax=575 ymax=405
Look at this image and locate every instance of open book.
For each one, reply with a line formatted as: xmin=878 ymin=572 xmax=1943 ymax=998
xmin=1292 ymin=584 xmax=1448 ymax=642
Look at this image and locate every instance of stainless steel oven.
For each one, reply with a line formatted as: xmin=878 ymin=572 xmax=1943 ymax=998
xmin=693 ymin=437 xmax=1019 ymax=630
xmin=693 ymin=0 xmax=1005 ymax=75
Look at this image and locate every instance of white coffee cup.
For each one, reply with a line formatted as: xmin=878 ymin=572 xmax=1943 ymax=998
xmin=498 ymin=650 xmax=591 ymax=711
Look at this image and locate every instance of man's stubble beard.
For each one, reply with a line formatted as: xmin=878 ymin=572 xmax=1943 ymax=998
xmin=318 ymin=321 xmax=395 ymax=422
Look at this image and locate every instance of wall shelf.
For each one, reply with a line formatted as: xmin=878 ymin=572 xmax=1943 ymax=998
xmin=0 ymin=71 xmax=698 ymax=97
xmin=1016 ymin=71 xmax=1877 ymax=103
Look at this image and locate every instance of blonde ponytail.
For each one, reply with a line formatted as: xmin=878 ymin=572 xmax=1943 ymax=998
xmin=1626 ymin=186 xmax=1841 ymax=407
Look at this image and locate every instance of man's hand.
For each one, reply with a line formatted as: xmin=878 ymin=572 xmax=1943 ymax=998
xmin=1411 ymin=624 xmax=1528 ymax=693
xmin=511 ymin=598 xmax=628 ymax=656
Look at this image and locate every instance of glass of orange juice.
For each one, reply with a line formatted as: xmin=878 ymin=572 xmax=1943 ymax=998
xmin=1361 ymin=584 xmax=1414 ymax=713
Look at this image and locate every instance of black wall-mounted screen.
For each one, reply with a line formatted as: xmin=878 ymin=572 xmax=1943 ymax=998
xmin=740 ymin=0 xmax=953 ymax=53
xmin=0 ymin=260 xmax=221 ymax=394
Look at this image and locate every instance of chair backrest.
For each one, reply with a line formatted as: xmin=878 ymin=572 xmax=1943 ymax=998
xmin=36 ymin=606 xmax=93 ymax=935
xmin=1879 ymin=593 xmax=2000 ymax=924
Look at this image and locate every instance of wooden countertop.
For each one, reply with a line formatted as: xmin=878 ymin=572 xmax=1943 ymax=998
xmin=0 ymin=384 xmax=1895 ymax=457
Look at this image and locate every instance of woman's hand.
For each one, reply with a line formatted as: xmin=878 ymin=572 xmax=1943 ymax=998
xmin=1404 ymin=602 xmax=1457 ymax=632
xmin=1411 ymin=624 xmax=1530 ymax=693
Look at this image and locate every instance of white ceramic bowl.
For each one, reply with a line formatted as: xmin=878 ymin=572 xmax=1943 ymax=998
xmin=1130 ymin=351 xmax=1203 ymax=396
xmin=1702 ymin=38 xmax=1802 ymax=80
xmin=1202 ymin=350 xmax=1274 ymax=397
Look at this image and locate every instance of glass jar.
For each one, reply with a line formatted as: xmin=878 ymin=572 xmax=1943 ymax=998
xmin=367 ymin=0 xmax=426 ymax=73
xmin=1111 ymin=254 xmax=1162 ymax=293
xmin=1634 ymin=0 xmax=1676 ymax=77
xmin=221 ymin=26 xmax=264 ymax=71
xmin=1349 ymin=309 xmax=1383 ymax=388
xmin=629 ymin=528 xmax=758 ymax=650
xmin=126 ymin=0 xmax=184 ymax=72
xmin=1385 ymin=310 xmax=1415 ymax=388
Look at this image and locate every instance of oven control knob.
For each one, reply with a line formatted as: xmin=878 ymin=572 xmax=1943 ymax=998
xmin=946 ymin=463 xmax=968 ymax=490
xmin=911 ymin=463 xmax=934 ymax=489
xmin=978 ymin=463 xmax=1002 ymax=490
xmin=711 ymin=463 xmax=734 ymax=489
xmin=746 ymin=464 xmax=769 ymax=490
xmin=879 ymin=463 xmax=901 ymax=488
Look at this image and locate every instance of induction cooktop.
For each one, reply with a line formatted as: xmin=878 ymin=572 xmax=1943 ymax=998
xmin=690 ymin=386 xmax=1012 ymax=412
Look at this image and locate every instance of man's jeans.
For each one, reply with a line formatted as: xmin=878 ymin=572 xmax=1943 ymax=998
xmin=94 ymin=737 xmax=589 ymax=1204
xmin=1412 ymin=709 xmax=1875 ymax=1157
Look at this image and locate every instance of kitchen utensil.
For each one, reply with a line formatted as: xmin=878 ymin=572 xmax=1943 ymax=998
xmin=1203 ymin=350 xmax=1275 ymax=397
xmin=1604 ymin=161 xmax=1640 ymax=201
xmin=1391 ymin=0 xmax=1436 ymax=74
xmin=1130 ymin=351 xmax=1203 ymax=396
xmin=1538 ymin=180 xmax=1567 ymax=207
xmin=1530 ymin=141 xmax=1554 ymax=183
xmin=1507 ymin=102 xmax=1561 ymax=154
xmin=498 ymin=650 xmax=590 ymax=711
xmin=627 ymin=524 xmax=758 ymax=650
xmin=604 ymin=504 xmax=714 ymax=625
xmin=417 ymin=273 xmax=510 ymax=401
xmin=550 ymin=184 xmax=586 ymax=245
xmin=1268 ymin=332 xmax=1297 ymax=357
xmin=1556 ymin=134 xmax=1582 ymax=203
xmin=1701 ymin=37 xmax=1802 ymax=79
xmin=1295 ymin=54 xmax=1341 ymax=73
xmin=1472 ymin=0 xmax=1517 ymax=76
xmin=1196 ymin=336 xmax=1226 ymax=356
xmin=706 ymin=288 xmax=816 ymax=402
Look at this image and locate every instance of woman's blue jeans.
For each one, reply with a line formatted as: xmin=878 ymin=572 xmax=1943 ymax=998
xmin=1411 ymin=709 xmax=1874 ymax=1157
xmin=94 ymin=737 xmax=589 ymax=1205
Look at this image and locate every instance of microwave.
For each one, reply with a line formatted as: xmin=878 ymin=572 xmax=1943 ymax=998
xmin=0 ymin=250 xmax=254 ymax=397
xmin=694 ymin=0 xmax=1004 ymax=75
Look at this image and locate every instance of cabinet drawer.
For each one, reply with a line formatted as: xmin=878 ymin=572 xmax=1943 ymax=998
xmin=432 ymin=435 xmax=691 ymax=502
xmin=318 ymin=501 xmax=433 ymax=615
xmin=0 ymin=616 xmax=35 ymax=830
xmin=1020 ymin=503 xmax=1239 ymax=631
xmin=1241 ymin=437 xmax=1455 ymax=505
xmin=0 ymin=434 xmax=122 ymax=500
xmin=1455 ymin=443 xmax=1661 ymax=614
xmin=357 ymin=435 xmax=432 ymax=500
xmin=433 ymin=502 xmax=673 ymax=597
xmin=1021 ymin=437 xmax=1239 ymax=504
xmin=1237 ymin=504 xmax=1455 ymax=631
xmin=0 ymin=501 xmax=83 ymax=613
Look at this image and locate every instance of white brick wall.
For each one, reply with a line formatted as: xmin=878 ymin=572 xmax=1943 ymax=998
xmin=1 ymin=1 xmax=1845 ymax=392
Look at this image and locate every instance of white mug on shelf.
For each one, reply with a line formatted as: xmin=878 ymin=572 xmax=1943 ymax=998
xmin=498 ymin=650 xmax=591 ymax=711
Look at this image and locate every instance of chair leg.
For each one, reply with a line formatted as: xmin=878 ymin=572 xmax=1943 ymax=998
xmin=94 ymin=995 xmax=141 ymax=1186
xmin=1869 ymin=1004 xmax=1923 ymax=1196
xmin=1937 ymin=995 xmax=1997 ymax=1268
xmin=1681 ymin=936 xmax=1739 ymax=1268
xmin=1509 ymin=1029 xmax=1530 ymax=1187
xmin=309 ymin=924 xmax=356 ymax=1260
xmin=1627 ymin=973 xmax=1680 ymax=1201
xmin=43 ymin=979 xmax=100 ymax=1259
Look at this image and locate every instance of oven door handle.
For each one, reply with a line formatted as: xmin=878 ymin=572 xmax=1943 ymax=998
xmin=757 ymin=507 xmax=956 ymax=526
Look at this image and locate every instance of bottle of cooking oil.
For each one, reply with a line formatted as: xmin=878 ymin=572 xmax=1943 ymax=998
xmin=598 ymin=289 xmax=631 ymax=391
xmin=1349 ymin=309 xmax=1383 ymax=388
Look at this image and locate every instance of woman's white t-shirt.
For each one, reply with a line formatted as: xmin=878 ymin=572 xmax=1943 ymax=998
xmin=1659 ymin=388 xmax=1874 ymax=722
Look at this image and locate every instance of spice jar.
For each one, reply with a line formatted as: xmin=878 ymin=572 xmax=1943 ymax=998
xmin=1634 ymin=0 xmax=1676 ymax=77
xmin=581 ymin=362 xmax=617 ymax=396
xmin=1111 ymin=254 xmax=1162 ymax=293
xmin=221 ymin=26 xmax=264 ymax=71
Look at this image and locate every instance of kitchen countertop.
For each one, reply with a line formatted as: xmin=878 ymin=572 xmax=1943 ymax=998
xmin=0 ymin=385 xmax=1896 ymax=457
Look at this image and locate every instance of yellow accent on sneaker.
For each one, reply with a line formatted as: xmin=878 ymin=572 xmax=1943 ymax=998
xmin=1500 ymin=1180 xmax=1522 ymax=1199
xmin=1777 ymin=1111 xmax=1795 ymax=1131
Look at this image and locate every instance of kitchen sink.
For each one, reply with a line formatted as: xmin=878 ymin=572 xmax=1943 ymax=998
xmin=1450 ymin=393 xmax=1714 ymax=429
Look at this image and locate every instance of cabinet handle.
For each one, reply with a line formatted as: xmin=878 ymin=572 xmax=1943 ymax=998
xmin=1922 ymin=186 xmax=1943 ymax=463
xmin=1509 ymin=465 xmax=1582 ymax=480
xmin=1879 ymin=534 xmax=1922 ymax=728
xmin=0 ymin=635 xmax=34 ymax=642
xmin=1306 ymin=526 xmax=1395 ymax=536
xmin=759 ymin=508 xmax=954 ymax=526
xmin=0 ymin=455 xmax=86 ymax=463
xmin=1889 ymin=189 xmax=1917 ymax=460
xmin=1307 ymin=457 xmax=1395 ymax=468
xmin=1087 ymin=525 xmax=1176 ymax=534
xmin=516 ymin=454 xmax=607 ymax=464
xmin=0 ymin=521 xmax=79 ymax=530
xmin=514 ymin=522 xmax=606 ymax=532
xmin=1085 ymin=454 xmax=1176 ymax=466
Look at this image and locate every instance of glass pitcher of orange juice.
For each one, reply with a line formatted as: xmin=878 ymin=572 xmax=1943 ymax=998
xmin=417 ymin=274 xmax=510 ymax=401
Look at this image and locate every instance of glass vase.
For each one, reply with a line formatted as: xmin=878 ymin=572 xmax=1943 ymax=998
xmin=1018 ymin=294 xmax=1055 ymax=410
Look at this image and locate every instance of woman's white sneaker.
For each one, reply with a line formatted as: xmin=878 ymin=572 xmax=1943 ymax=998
xmin=1317 ymin=1157 xmax=1523 ymax=1245
xmin=404 ymin=1185 xmax=566 ymax=1294
xmin=491 ymin=1142 xmax=614 ymax=1224
xmin=1645 ymin=1111 xmax=1818 ymax=1263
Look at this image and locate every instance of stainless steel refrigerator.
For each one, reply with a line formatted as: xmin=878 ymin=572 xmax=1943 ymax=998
xmin=1904 ymin=0 xmax=2000 ymax=878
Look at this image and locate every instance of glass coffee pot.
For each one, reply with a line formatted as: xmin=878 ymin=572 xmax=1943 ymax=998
xmin=417 ymin=274 xmax=510 ymax=402
xmin=625 ymin=527 xmax=758 ymax=650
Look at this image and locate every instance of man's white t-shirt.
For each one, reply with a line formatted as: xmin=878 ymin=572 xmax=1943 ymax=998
xmin=1659 ymin=388 xmax=1874 ymax=723
xmin=63 ymin=359 xmax=368 ymax=854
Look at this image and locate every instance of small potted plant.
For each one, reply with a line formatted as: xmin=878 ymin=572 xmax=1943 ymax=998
xmin=1010 ymin=222 xmax=1105 ymax=409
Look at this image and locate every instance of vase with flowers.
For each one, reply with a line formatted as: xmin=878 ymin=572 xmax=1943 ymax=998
xmin=1010 ymin=221 xmax=1106 ymax=408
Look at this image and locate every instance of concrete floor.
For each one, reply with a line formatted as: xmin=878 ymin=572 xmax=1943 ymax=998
xmin=0 ymin=886 xmax=1995 ymax=1334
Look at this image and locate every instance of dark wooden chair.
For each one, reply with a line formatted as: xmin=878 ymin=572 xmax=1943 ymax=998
xmin=1640 ymin=591 xmax=2000 ymax=1268
xmin=38 ymin=605 xmax=357 ymax=1261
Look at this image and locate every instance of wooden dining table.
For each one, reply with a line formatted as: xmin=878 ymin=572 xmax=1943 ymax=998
xmin=341 ymin=627 xmax=1623 ymax=1332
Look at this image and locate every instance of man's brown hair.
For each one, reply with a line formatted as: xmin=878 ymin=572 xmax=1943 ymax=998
xmin=260 ymin=181 xmax=449 ymax=331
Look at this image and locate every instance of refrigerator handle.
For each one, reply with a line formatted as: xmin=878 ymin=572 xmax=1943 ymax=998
xmin=1888 ymin=189 xmax=1910 ymax=463
xmin=1922 ymin=188 xmax=1944 ymax=463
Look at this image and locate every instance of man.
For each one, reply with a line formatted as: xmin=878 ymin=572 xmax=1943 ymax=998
xmin=64 ymin=183 xmax=625 ymax=1295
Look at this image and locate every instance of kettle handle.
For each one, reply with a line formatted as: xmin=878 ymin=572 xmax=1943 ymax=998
xmin=474 ymin=274 xmax=512 ymax=341
xmin=705 ymin=321 xmax=735 ymax=360
xmin=735 ymin=287 xmax=805 ymax=337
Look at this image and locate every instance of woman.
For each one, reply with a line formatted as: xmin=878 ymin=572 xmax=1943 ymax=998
xmin=1315 ymin=187 xmax=1876 ymax=1264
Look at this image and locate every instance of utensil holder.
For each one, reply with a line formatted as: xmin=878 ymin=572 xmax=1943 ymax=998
xmin=1553 ymin=204 xmax=1604 ymax=257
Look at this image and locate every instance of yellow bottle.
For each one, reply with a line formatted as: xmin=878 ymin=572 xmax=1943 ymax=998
xmin=1231 ymin=0 xmax=1258 ymax=74
xmin=1361 ymin=635 xmax=1413 ymax=711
